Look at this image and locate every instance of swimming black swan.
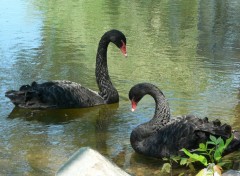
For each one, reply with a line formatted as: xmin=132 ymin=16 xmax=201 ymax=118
xmin=129 ymin=83 xmax=240 ymax=158
xmin=5 ymin=29 xmax=127 ymax=109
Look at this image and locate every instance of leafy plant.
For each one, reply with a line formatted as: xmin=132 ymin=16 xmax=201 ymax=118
xmin=161 ymin=156 xmax=183 ymax=176
xmin=160 ymin=135 xmax=233 ymax=175
xmin=161 ymin=163 xmax=171 ymax=174
xmin=180 ymin=135 xmax=233 ymax=167
xmin=161 ymin=155 xmax=196 ymax=175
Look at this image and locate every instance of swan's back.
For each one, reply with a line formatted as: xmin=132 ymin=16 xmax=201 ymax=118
xmin=5 ymin=81 xmax=104 ymax=109
xmin=131 ymin=115 xmax=235 ymax=158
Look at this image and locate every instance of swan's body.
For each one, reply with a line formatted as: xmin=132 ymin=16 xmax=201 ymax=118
xmin=5 ymin=30 xmax=127 ymax=109
xmin=129 ymin=83 xmax=240 ymax=158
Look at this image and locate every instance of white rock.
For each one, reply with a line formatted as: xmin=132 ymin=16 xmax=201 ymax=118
xmin=56 ymin=147 xmax=130 ymax=176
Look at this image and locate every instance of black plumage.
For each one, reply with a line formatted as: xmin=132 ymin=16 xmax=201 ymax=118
xmin=129 ymin=83 xmax=240 ymax=158
xmin=5 ymin=29 xmax=127 ymax=109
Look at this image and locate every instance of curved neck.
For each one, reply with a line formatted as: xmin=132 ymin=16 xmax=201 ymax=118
xmin=151 ymin=88 xmax=170 ymax=125
xmin=95 ymin=36 xmax=119 ymax=104
xmin=130 ymin=86 xmax=170 ymax=153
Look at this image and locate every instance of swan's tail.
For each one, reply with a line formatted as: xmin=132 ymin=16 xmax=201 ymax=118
xmin=211 ymin=123 xmax=232 ymax=138
xmin=5 ymin=90 xmax=25 ymax=106
xmin=5 ymin=82 xmax=48 ymax=108
xmin=187 ymin=116 xmax=232 ymax=139
xmin=189 ymin=116 xmax=240 ymax=154
xmin=5 ymin=84 xmax=32 ymax=106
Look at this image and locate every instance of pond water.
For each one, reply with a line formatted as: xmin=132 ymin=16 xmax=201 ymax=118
xmin=0 ymin=0 xmax=240 ymax=175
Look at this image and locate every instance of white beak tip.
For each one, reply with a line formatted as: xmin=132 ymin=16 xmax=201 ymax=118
xmin=131 ymin=108 xmax=135 ymax=112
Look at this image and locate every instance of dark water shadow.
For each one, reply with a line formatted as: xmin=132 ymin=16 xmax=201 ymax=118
xmin=7 ymin=103 xmax=119 ymax=124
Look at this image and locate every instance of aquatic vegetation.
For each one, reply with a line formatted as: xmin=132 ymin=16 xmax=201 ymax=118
xmin=161 ymin=135 xmax=233 ymax=175
xmin=180 ymin=135 xmax=233 ymax=167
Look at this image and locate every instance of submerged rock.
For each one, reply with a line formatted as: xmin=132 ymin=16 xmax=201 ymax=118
xmin=56 ymin=147 xmax=130 ymax=176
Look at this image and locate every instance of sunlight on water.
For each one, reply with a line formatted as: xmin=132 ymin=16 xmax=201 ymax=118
xmin=0 ymin=0 xmax=240 ymax=175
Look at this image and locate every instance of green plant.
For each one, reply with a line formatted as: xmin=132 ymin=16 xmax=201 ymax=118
xmin=160 ymin=135 xmax=233 ymax=175
xmin=161 ymin=156 xmax=182 ymax=176
xmin=180 ymin=135 xmax=233 ymax=167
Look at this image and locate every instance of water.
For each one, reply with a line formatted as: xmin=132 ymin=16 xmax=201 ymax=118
xmin=0 ymin=0 xmax=240 ymax=175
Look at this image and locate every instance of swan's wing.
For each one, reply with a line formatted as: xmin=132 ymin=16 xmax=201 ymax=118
xmin=170 ymin=114 xmax=232 ymax=138
xmin=5 ymin=80 xmax=104 ymax=109
xmin=143 ymin=116 xmax=233 ymax=157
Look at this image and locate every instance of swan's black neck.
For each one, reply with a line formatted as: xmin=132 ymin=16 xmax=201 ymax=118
xmin=151 ymin=88 xmax=170 ymax=126
xmin=95 ymin=35 xmax=119 ymax=104
xmin=130 ymin=84 xmax=170 ymax=154
xmin=141 ymin=86 xmax=170 ymax=130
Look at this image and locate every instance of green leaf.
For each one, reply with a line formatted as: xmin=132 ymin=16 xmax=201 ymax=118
xmin=181 ymin=148 xmax=208 ymax=166
xmin=161 ymin=163 xmax=171 ymax=173
xmin=206 ymin=141 xmax=215 ymax=145
xmin=162 ymin=157 xmax=169 ymax=161
xmin=217 ymin=144 xmax=225 ymax=156
xmin=171 ymin=155 xmax=181 ymax=160
xmin=209 ymin=135 xmax=217 ymax=144
xmin=199 ymin=143 xmax=206 ymax=151
xmin=172 ymin=157 xmax=180 ymax=163
xmin=180 ymin=158 xmax=188 ymax=165
xmin=214 ymin=149 xmax=222 ymax=162
xmin=216 ymin=137 xmax=223 ymax=145
xmin=224 ymin=135 xmax=233 ymax=149
xmin=219 ymin=139 xmax=225 ymax=148
xmin=215 ymin=135 xmax=234 ymax=161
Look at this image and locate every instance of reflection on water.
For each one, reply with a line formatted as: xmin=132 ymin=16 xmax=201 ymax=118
xmin=0 ymin=0 xmax=240 ymax=175
xmin=7 ymin=104 xmax=119 ymax=124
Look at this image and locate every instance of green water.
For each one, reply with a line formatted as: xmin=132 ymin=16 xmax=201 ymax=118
xmin=0 ymin=0 xmax=240 ymax=175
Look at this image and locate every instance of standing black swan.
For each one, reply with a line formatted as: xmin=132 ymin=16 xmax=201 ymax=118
xmin=129 ymin=83 xmax=240 ymax=158
xmin=5 ymin=29 xmax=127 ymax=109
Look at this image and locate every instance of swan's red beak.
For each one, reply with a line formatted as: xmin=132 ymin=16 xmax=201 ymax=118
xmin=131 ymin=100 xmax=137 ymax=112
xmin=120 ymin=40 xmax=127 ymax=57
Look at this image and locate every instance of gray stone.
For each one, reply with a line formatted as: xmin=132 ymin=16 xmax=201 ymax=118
xmin=222 ymin=170 xmax=240 ymax=176
xmin=56 ymin=147 xmax=130 ymax=176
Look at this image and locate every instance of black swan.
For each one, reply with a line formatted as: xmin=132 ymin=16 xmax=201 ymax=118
xmin=129 ymin=83 xmax=240 ymax=158
xmin=5 ymin=29 xmax=127 ymax=109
